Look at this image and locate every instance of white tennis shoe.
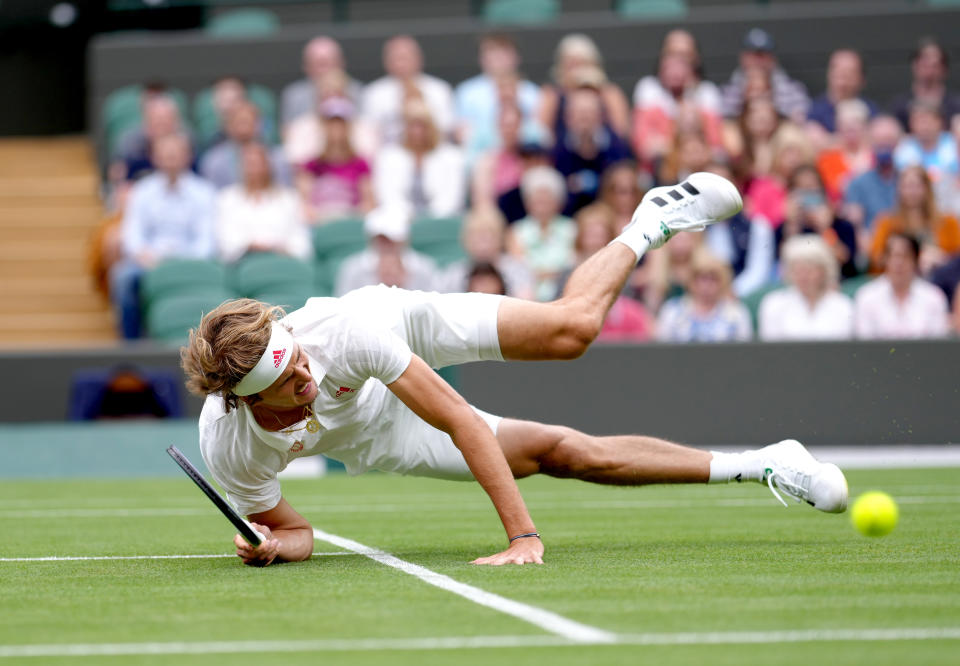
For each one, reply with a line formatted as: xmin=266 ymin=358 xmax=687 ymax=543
xmin=625 ymin=172 xmax=744 ymax=249
xmin=753 ymin=439 xmax=849 ymax=513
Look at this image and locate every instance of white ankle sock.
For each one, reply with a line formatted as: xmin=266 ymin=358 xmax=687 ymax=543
xmin=708 ymin=451 xmax=765 ymax=484
xmin=609 ymin=234 xmax=651 ymax=263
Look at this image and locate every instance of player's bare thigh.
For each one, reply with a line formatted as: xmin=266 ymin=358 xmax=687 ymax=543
xmin=496 ymin=297 xmax=595 ymax=361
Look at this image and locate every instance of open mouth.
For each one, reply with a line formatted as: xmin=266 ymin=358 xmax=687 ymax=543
xmin=296 ymin=381 xmax=313 ymax=396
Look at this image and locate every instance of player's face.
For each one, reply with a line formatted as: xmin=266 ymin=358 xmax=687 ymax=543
xmin=256 ymin=344 xmax=318 ymax=408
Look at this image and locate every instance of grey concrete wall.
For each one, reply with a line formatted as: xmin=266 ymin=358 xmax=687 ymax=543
xmin=459 ymin=340 xmax=960 ymax=446
xmin=1 ymin=340 xmax=957 ymax=446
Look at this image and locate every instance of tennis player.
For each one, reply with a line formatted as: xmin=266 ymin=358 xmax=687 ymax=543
xmin=182 ymin=173 xmax=848 ymax=568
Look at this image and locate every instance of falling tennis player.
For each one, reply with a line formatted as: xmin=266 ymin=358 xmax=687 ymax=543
xmin=181 ymin=173 xmax=848 ymax=568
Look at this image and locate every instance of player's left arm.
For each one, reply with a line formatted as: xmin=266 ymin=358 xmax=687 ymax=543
xmin=387 ymin=355 xmax=543 ymax=566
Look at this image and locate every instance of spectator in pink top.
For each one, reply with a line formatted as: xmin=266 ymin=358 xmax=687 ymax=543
xmin=854 ymin=233 xmax=950 ymax=338
xmin=743 ymin=123 xmax=814 ymax=227
xmin=632 ymin=30 xmax=723 ymax=168
xmin=297 ymin=97 xmax=374 ymax=223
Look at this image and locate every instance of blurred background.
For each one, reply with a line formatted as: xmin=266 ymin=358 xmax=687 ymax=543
xmin=0 ymin=0 xmax=958 ymax=453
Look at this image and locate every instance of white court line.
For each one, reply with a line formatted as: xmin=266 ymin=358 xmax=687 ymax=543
xmin=0 ymin=552 xmax=354 ymax=563
xmin=1 ymin=627 xmax=958 ymax=657
xmin=3 ymin=494 xmax=959 ymax=520
xmin=312 ymin=528 xmax=617 ymax=644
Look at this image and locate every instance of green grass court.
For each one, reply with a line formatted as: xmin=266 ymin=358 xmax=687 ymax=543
xmin=1 ymin=467 xmax=958 ymax=665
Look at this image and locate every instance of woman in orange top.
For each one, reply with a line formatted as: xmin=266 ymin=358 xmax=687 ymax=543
xmin=870 ymin=165 xmax=960 ymax=274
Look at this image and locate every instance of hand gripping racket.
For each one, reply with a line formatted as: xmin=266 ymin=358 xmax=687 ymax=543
xmin=166 ymin=445 xmax=265 ymax=546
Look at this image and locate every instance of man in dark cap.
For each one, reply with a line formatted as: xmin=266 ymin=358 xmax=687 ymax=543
xmin=720 ymin=27 xmax=809 ymax=122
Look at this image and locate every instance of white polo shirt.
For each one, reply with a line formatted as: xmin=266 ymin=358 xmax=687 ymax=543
xmin=199 ymin=297 xmax=414 ymax=515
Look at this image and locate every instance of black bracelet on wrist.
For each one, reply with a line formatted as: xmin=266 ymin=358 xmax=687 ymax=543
xmin=509 ymin=532 xmax=541 ymax=543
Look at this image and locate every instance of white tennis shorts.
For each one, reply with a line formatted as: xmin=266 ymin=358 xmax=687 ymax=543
xmin=339 ymin=285 xmax=506 ymax=481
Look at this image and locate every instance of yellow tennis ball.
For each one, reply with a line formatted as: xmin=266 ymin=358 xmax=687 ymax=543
xmin=851 ymin=491 xmax=898 ymax=537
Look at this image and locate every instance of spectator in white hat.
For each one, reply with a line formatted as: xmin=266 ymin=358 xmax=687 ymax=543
xmin=334 ymin=203 xmax=438 ymax=296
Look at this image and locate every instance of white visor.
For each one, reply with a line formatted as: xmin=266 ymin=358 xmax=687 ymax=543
xmin=233 ymin=322 xmax=294 ymax=396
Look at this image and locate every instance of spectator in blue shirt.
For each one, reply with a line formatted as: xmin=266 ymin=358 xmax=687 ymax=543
xmin=843 ymin=114 xmax=902 ymax=236
xmin=894 ymin=100 xmax=959 ymax=181
xmin=110 ymin=134 xmax=217 ymax=339
xmin=553 ymin=86 xmax=632 ymax=215
xmin=454 ymin=34 xmax=541 ymax=166
xmin=200 ymin=101 xmax=290 ymax=190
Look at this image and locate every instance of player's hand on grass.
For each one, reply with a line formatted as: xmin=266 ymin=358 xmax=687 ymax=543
xmin=471 ymin=537 xmax=544 ymax=566
xmin=234 ymin=522 xmax=281 ymax=567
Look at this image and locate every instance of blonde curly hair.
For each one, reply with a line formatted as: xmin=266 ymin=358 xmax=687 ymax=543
xmin=180 ymin=298 xmax=287 ymax=412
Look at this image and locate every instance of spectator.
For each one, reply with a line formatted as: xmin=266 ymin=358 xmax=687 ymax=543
xmin=372 ymin=98 xmax=466 ymax=218
xmin=778 ymin=164 xmax=859 ymax=278
xmin=869 ymin=165 xmax=960 ymax=275
xmin=599 ymin=160 xmax=645 ymax=232
xmin=657 ymin=248 xmax=752 ymax=342
xmin=297 ymin=97 xmax=374 ymax=224
xmin=89 ymin=182 xmax=132 ymax=299
xmin=843 ymin=115 xmax=902 ymax=232
xmin=465 ymin=262 xmax=508 ymax=295
xmin=216 ymin=143 xmax=311 ymax=264
xmin=455 ymin=33 xmax=541 ymax=163
xmin=720 ymin=28 xmax=809 ymax=123
xmin=758 ymin=234 xmax=854 ymax=341
xmin=816 ymin=99 xmax=874 ymax=203
xmin=284 ymin=70 xmax=379 ymax=165
xmin=507 ymin=166 xmax=576 ymax=301
xmin=854 ymin=233 xmax=950 ymax=339
xmin=806 ymin=49 xmax=878 ymax=140
xmin=112 ymin=94 xmax=187 ymax=183
xmin=553 ymin=87 xmax=633 ymax=215
xmin=437 ymin=208 xmax=534 ymax=299
xmin=890 ymin=37 xmax=960 ymax=131
xmin=703 ymin=163 xmax=776 ymax=298
xmin=281 ymin=36 xmax=363 ymax=127
xmin=201 ymin=76 xmax=249 ymax=150
xmin=632 ymin=30 xmax=723 ymax=166
xmin=726 ymin=96 xmax=788 ymax=180
xmin=893 ymin=100 xmax=959 ymax=182
xmin=936 ymin=115 xmax=960 ymax=216
xmin=471 ymin=104 xmax=527 ymax=211
xmin=537 ymin=33 xmax=631 ymax=144
xmin=110 ymin=134 xmax=217 ymax=339
xmin=496 ymin=140 xmax=554 ymax=223
xmin=658 ymin=130 xmax=712 ymax=187
xmin=334 ymin=204 xmax=437 ymax=296
xmin=743 ymin=123 xmax=814 ymax=227
xmin=362 ymin=35 xmax=455 ymax=146
xmin=199 ymin=101 xmax=290 ymax=190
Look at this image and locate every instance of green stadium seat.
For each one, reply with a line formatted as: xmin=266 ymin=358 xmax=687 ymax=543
xmin=483 ymin=0 xmax=559 ymax=24
xmin=204 ymin=8 xmax=280 ymax=37
xmin=252 ymin=284 xmax=318 ymax=311
xmin=231 ymin=253 xmax=316 ymax=298
xmin=145 ymin=289 xmax=235 ymax=343
xmin=840 ymin=273 xmax=874 ymax=298
xmin=617 ymin=0 xmax=688 ymax=19
xmin=741 ymin=281 xmax=783 ymax=331
xmin=140 ymin=259 xmax=229 ymax=307
xmin=192 ymin=83 xmax=278 ymax=148
xmin=411 ymin=217 xmax=466 ymax=266
xmin=313 ymin=218 xmax=367 ymax=263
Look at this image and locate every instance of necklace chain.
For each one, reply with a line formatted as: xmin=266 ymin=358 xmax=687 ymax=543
xmin=265 ymin=404 xmax=319 ymax=434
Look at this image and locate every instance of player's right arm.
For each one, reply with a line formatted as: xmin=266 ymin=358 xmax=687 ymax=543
xmin=234 ymin=498 xmax=314 ymax=567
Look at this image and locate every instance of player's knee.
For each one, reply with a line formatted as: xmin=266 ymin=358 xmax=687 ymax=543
xmin=554 ymin=311 xmax=602 ymax=359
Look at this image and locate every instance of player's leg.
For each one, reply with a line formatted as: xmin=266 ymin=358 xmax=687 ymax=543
xmin=495 ymin=419 xmax=849 ymax=513
xmin=497 ymin=172 xmax=744 ymax=361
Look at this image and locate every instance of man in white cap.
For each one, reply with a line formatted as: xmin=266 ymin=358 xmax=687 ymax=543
xmin=181 ymin=173 xmax=849 ymax=568
xmin=333 ymin=204 xmax=437 ymax=296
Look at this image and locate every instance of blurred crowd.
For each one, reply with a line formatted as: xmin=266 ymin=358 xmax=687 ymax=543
xmin=91 ymin=28 xmax=960 ymax=341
